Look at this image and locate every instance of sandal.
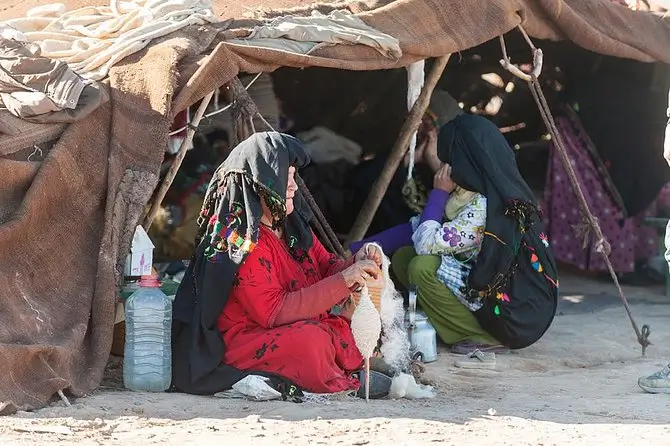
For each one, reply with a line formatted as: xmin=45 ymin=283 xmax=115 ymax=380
xmin=355 ymin=369 xmax=392 ymax=399
xmin=454 ymin=349 xmax=496 ymax=370
xmin=451 ymin=341 xmax=509 ymax=355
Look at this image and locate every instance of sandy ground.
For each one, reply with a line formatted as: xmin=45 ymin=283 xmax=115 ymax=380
xmin=2 ymin=271 xmax=670 ymax=445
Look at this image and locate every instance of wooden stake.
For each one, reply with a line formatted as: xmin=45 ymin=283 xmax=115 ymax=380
xmin=364 ymin=357 xmax=370 ymax=403
xmin=347 ymin=55 xmax=451 ymax=242
xmin=143 ymin=91 xmax=215 ymax=231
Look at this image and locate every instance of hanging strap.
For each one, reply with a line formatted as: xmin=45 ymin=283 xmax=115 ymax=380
xmin=229 ymin=76 xmax=347 ymax=259
xmin=499 ymin=27 xmax=651 ymax=355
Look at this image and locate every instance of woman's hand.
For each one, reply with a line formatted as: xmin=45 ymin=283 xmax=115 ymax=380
xmin=403 ymin=123 xmax=440 ymax=172
xmin=434 ymin=163 xmax=456 ymax=193
xmin=422 ymin=127 xmax=442 ymax=173
xmin=341 ymin=260 xmax=380 ymax=290
xmin=354 ymin=244 xmax=383 ymax=268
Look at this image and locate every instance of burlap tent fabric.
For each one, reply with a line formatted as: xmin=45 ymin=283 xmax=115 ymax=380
xmin=1 ymin=0 xmax=670 ymax=414
xmin=0 ymin=27 xmax=218 ymax=415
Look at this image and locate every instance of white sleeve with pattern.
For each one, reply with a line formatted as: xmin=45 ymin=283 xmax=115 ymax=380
xmin=412 ymin=194 xmax=487 ymax=256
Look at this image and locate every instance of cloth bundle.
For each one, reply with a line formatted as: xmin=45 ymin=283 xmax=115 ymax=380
xmin=227 ymin=10 xmax=401 ymax=59
xmin=3 ymin=0 xmax=217 ymax=80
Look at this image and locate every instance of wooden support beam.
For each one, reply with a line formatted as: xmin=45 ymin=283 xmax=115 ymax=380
xmin=143 ymin=91 xmax=215 ymax=231
xmin=347 ymin=55 xmax=451 ymax=242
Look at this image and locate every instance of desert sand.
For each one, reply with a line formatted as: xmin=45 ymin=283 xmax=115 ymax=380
xmin=1 ymin=272 xmax=670 ymax=445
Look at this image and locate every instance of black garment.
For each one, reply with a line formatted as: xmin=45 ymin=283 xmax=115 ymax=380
xmin=438 ymin=115 xmax=559 ymax=349
xmin=171 ymin=132 xmax=312 ymax=394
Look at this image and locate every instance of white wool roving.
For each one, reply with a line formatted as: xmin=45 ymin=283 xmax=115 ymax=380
xmin=369 ymin=243 xmax=411 ymax=374
xmin=350 ymin=243 xmax=412 ymax=401
xmin=405 ymin=60 xmax=426 ymax=180
xmin=350 ymin=285 xmax=382 ymax=402
xmin=351 ymin=285 xmax=381 ymax=358
xmin=388 ymin=373 xmax=435 ymax=399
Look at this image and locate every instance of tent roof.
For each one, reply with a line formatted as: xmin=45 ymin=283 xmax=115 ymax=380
xmin=2 ymin=0 xmax=670 ymax=65
xmin=3 ymin=0 xmax=670 ymax=112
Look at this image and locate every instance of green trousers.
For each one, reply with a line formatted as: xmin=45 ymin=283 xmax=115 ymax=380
xmin=392 ymin=247 xmax=498 ymax=345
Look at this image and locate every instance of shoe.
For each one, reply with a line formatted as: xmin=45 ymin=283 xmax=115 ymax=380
xmin=454 ymin=349 xmax=496 ymax=370
xmin=355 ymin=369 xmax=392 ymax=399
xmin=638 ymin=364 xmax=670 ymax=394
xmin=451 ymin=341 xmax=509 ymax=355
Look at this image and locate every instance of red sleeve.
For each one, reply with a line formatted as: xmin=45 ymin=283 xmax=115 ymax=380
xmin=309 ymin=232 xmax=353 ymax=278
xmin=231 ymin=238 xmax=351 ymax=329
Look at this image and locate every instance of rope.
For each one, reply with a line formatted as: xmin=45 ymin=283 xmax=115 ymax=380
xmin=57 ymin=389 xmax=71 ymax=407
xmin=499 ymin=28 xmax=651 ymax=355
xmin=296 ymin=174 xmax=346 ymax=258
xmin=309 ymin=206 xmax=338 ymax=255
xmin=168 ymin=72 xmax=264 ymax=136
xmin=229 ymin=76 xmax=346 ymax=258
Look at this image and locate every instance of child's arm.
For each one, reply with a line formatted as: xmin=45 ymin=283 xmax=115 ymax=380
xmin=412 ymin=194 xmax=486 ymax=256
xmin=348 ymin=223 xmax=413 ymax=257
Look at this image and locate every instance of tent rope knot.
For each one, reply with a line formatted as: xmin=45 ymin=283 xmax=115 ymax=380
xmin=572 ymin=217 xmax=611 ymax=255
xmin=499 ymin=25 xmax=650 ymax=356
xmin=498 ymin=27 xmax=543 ymax=82
xmin=593 ymin=238 xmax=611 ymax=256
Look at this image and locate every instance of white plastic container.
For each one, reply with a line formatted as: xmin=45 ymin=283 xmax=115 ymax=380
xmin=123 ymin=274 xmax=172 ymax=392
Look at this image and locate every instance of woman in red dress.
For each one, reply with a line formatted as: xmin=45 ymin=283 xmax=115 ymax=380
xmin=172 ymin=132 xmax=386 ymax=396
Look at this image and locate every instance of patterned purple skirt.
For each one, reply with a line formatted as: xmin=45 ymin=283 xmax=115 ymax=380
xmin=543 ymin=108 xmax=662 ymax=274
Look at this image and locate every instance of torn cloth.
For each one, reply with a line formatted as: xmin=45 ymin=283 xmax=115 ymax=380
xmin=3 ymin=0 xmax=216 ymax=80
xmin=0 ymin=37 xmax=107 ymax=122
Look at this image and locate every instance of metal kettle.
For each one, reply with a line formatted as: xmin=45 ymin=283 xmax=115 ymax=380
xmin=406 ymin=285 xmax=438 ymax=363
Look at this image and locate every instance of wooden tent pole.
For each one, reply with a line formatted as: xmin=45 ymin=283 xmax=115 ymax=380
xmin=347 ymin=55 xmax=451 ymax=242
xmin=143 ymin=91 xmax=215 ymax=231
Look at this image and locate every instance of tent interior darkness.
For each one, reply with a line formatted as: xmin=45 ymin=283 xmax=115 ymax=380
xmin=268 ymin=36 xmax=670 ymax=230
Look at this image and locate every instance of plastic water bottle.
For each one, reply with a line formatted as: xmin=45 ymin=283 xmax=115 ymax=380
xmin=123 ymin=274 xmax=172 ymax=391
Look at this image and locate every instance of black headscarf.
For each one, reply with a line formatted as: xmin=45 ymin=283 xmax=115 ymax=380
xmin=438 ymin=115 xmax=558 ymax=349
xmin=171 ymin=132 xmax=312 ymax=394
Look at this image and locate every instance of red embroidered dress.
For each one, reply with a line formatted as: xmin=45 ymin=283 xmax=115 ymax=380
xmin=217 ymin=226 xmax=363 ymax=393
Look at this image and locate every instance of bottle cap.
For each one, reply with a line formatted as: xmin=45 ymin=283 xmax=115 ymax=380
xmin=138 ymin=274 xmax=161 ymax=288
